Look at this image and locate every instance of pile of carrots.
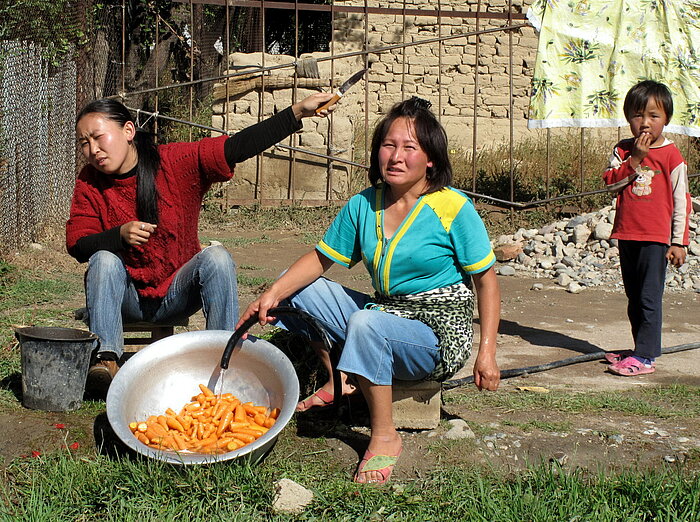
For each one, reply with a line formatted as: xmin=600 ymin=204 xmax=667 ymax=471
xmin=128 ymin=383 xmax=279 ymax=454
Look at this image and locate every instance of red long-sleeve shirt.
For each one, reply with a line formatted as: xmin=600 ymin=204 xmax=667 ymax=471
xmin=66 ymin=135 xmax=232 ymax=298
xmin=603 ymin=138 xmax=691 ymax=246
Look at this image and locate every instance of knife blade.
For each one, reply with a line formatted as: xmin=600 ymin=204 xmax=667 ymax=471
xmin=315 ymin=68 xmax=367 ymax=115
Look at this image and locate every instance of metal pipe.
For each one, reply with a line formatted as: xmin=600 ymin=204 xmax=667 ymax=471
xmin=471 ymin=0 xmax=482 ymax=193
xmin=173 ymin=0 xmax=527 ymax=21
xmin=443 ymin=341 xmax=700 ymax=390
xmin=116 ymin=23 xmax=529 ymax=100
xmin=508 ymin=0 xmax=514 ymax=204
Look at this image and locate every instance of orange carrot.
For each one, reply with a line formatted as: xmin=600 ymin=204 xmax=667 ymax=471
xmin=157 ymin=415 xmax=169 ymax=431
xmin=166 ymin=416 xmax=185 ymax=433
xmin=217 ymin=407 xmax=234 ymax=436
xmin=229 ymin=431 xmax=256 ymax=443
xmin=233 ymin=404 xmax=246 ymax=423
xmin=199 ymin=384 xmax=214 ymax=397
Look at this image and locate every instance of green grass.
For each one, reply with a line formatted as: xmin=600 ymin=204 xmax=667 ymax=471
xmin=237 ymin=274 xmax=276 ymax=288
xmin=502 ymin=419 xmax=573 ymax=433
xmin=1 ymin=450 xmax=698 ymax=520
xmin=202 ymin=205 xmax=340 ymax=234
xmin=444 ymin=385 xmax=700 ymax=418
xmin=0 ymin=263 xmax=84 ymax=374
xmin=199 ymin=235 xmax=279 ymax=248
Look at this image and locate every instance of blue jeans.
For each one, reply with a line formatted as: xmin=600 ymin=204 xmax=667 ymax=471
xmin=275 ymin=277 xmax=441 ymax=385
xmin=85 ymin=245 xmax=238 ymax=358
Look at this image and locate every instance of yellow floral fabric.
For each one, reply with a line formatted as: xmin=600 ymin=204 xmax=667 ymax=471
xmin=526 ymin=0 xmax=700 ymax=136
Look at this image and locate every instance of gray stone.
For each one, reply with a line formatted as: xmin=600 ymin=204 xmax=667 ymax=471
xmin=562 ymin=256 xmax=577 ymax=268
xmin=562 ymin=245 xmax=578 ymax=257
xmin=557 ymin=273 xmax=572 ymax=286
xmin=539 ymin=259 xmax=553 ymax=270
xmin=594 ymin=222 xmax=614 ymax=240
xmin=272 ymin=479 xmax=314 ymax=515
xmin=531 ymin=283 xmax=544 ymax=291
xmin=567 ymin=282 xmax=583 ymax=294
xmin=497 ymin=265 xmax=516 ymax=276
xmin=444 ymin=419 xmax=476 ymax=440
xmin=572 ymin=224 xmax=591 ymax=244
xmin=566 ymin=215 xmax=588 ymax=229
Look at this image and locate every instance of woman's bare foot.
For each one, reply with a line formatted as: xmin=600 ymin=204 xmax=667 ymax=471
xmin=295 ymin=380 xmax=358 ymax=412
xmin=354 ymin=432 xmax=403 ymax=484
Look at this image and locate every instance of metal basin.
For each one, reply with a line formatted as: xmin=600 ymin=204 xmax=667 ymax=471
xmin=106 ymin=330 xmax=299 ymax=465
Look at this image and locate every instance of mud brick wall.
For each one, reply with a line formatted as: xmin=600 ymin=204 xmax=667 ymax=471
xmin=212 ymin=0 xmax=536 ymax=202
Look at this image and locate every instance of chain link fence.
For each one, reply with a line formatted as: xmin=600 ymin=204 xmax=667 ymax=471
xmin=0 ymin=41 xmax=77 ymax=254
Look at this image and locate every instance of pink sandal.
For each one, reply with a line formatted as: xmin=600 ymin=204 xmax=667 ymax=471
xmin=604 ymin=350 xmax=633 ymax=364
xmin=295 ymin=388 xmax=334 ymax=412
xmin=608 ymin=356 xmax=656 ymax=376
xmin=354 ymin=448 xmax=402 ymax=485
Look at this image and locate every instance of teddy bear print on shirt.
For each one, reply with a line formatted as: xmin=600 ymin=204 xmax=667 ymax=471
xmin=631 ymin=166 xmax=658 ymax=196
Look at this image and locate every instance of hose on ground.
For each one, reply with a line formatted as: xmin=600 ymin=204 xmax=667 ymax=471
xmin=441 ymin=341 xmax=700 ymax=390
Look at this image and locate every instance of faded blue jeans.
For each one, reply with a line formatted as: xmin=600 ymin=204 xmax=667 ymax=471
xmin=85 ymin=245 xmax=238 ymax=358
xmin=275 ymin=277 xmax=441 ymax=385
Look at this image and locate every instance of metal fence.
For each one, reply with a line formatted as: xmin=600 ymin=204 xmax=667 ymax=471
xmin=1 ymin=1 xmax=696 ymax=255
xmin=0 ymin=41 xmax=77 ymax=254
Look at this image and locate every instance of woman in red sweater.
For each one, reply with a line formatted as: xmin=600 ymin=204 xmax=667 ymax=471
xmin=66 ymin=93 xmax=335 ymax=394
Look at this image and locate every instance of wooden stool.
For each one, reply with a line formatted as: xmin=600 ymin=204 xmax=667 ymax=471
xmin=122 ymin=319 xmax=189 ymax=350
xmin=74 ymin=307 xmax=188 ymax=351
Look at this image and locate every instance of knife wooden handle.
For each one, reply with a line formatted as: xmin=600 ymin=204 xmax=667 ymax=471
xmin=315 ymin=93 xmax=341 ymax=115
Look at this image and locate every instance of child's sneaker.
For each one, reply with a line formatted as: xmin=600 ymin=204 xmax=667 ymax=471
xmin=604 ymin=350 xmax=633 ymax=364
xmin=608 ymin=356 xmax=656 ymax=376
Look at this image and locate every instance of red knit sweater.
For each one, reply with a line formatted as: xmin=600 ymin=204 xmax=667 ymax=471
xmin=66 ymin=135 xmax=232 ymax=298
xmin=603 ymin=138 xmax=691 ymax=246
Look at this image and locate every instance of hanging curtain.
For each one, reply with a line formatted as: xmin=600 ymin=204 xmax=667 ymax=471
xmin=526 ymin=0 xmax=700 ymax=137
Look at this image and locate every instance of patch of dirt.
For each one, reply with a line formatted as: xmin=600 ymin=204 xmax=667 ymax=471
xmin=2 ymin=224 xmax=699 ymax=476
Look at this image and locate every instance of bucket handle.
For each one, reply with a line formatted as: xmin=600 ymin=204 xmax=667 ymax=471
xmin=220 ymin=306 xmax=342 ymax=411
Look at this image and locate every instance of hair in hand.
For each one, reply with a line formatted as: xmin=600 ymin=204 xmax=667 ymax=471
xmin=369 ymin=96 xmax=452 ymax=193
xmin=77 ymin=99 xmax=161 ymax=224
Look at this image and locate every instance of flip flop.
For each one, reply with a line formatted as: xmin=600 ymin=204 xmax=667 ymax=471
xmin=295 ymin=388 xmax=334 ymax=412
xmin=604 ymin=350 xmax=633 ymax=364
xmin=353 ymin=448 xmax=402 ymax=485
xmin=608 ymin=356 xmax=656 ymax=376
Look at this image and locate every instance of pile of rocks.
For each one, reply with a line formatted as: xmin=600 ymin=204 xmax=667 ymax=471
xmin=492 ymin=202 xmax=700 ymax=294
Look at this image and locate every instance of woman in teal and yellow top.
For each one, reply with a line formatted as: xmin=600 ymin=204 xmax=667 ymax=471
xmin=237 ymin=97 xmax=501 ymax=484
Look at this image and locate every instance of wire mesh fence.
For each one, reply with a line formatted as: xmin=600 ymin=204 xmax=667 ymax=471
xmin=0 ymin=41 xmax=77 ymax=254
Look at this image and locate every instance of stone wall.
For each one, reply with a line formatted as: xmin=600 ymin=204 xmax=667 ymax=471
xmin=212 ymin=0 xmax=538 ymax=202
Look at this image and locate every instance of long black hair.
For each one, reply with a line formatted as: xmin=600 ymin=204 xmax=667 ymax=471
xmin=77 ymin=99 xmax=161 ymax=224
xmin=368 ymin=96 xmax=452 ymax=193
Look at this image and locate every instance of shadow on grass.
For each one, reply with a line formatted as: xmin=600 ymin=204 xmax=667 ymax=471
xmin=265 ymin=329 xmax=374 ymax=457
xmin=0 ymin=372 xmax=22 ymax=402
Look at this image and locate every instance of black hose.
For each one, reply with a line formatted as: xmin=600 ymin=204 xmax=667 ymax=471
xmin=220 ymin=306 xmax=343 ymax=412
xmin=442 ymin=341 xmax=700 ymax=390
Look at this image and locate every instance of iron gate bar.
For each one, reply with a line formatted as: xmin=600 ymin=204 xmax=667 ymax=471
xmin=172 ymin=0 xmax=527 ymax=20
xmin=117 ymin=22 xmax=530 ymax=100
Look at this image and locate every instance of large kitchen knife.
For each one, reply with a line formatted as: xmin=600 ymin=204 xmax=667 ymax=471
xmin=315 ymin=68 xmax=367 ymax=115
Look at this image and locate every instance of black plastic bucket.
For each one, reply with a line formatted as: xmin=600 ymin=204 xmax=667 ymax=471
xmin=15 ymin=326 xmax=98 ymax=411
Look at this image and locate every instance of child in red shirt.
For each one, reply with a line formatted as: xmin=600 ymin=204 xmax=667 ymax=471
xmin=602 ymin=80 xmax=692 ymax=376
